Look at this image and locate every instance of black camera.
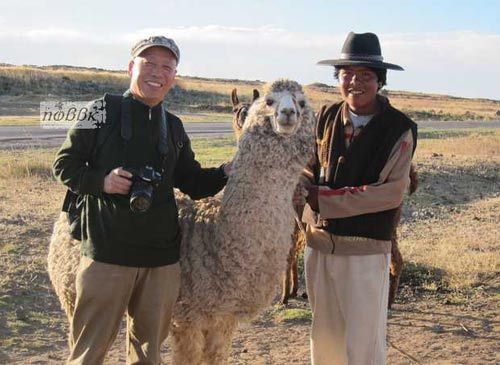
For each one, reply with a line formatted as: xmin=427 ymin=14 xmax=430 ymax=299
xmin=125 ymin=166 xmax=163 ymax=213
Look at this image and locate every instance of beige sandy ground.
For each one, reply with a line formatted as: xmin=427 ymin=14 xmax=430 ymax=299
xmin=0 ymin=131 xmax=499 ymax=364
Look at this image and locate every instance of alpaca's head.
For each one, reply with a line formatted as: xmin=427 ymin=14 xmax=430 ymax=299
xmin=231 ymin=88 xmax=260 ymax=140
xmin=246 ymin=79 xmax=311 ymax=137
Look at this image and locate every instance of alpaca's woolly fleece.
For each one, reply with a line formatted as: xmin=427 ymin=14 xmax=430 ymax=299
xmin=262 ymin=79 xmax=303 ymax=95
xmin=47 ymin=212 xmax=80 ymax=320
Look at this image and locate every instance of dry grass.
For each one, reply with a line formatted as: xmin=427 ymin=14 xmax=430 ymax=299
xmin=399 ymin=130 xmax=500 ymax=292
xmin=0 ymin=116 xmax=39 ymax=126
xmin=0 ymin=174 xmax=67 ymax=359
xmin=417 ymin=130 xmax=500 ymax=156
xmin=402 ymin=197 xmax=499 ymax=290
xmin=0 ymin=148 xmax=56 ymax=179
xmin=0 ymin=64 xmax=128 ymax=85
xmin=389 ymin=92 xmax=500 ymax=120
xmin=177 ymin=77 xmax=261 ymax=97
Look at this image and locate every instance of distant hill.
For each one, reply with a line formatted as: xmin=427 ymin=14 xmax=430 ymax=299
xmin=0 ymin=64 xmax=499 ymax=120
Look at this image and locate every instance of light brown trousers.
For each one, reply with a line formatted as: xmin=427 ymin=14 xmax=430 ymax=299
xmin=67 ymin=256 xmax=180 ymax=365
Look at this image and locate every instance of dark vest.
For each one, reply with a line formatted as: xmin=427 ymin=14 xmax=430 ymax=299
xmin=315 ymin=100 xmax=417 ymax=240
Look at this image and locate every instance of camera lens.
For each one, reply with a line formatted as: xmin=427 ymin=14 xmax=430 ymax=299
xmin=130 ymin=182 xmax=154 ymax=213
xmin=130 ymin=194 xmax=151 ymax=213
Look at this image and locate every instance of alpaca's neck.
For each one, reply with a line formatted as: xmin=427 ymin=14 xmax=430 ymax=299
xmin=222 ymin=137 xmax=304 ymax=215
xmin=221 ymin=167 xmax=297 ymax=220
xmin=217 ymin=131 xmax=308 ymax=252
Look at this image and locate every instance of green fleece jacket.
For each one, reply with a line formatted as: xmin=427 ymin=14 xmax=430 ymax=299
xmin=53 ymin=92 xmax=227 ymax=267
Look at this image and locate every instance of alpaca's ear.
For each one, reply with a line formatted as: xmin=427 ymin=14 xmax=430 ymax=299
xmin=252 ymin=89 xmax=260 ymax=102
xmin=231 ymin=88 xmax=239 ymax=107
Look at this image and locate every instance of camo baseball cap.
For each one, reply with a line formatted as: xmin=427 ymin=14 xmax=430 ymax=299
xmin=131 ymin=36 xmax=180 ymax=63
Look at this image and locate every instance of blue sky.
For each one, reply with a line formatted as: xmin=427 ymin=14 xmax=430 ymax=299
xmin=1 ymin=0 xmax=499 ymax=99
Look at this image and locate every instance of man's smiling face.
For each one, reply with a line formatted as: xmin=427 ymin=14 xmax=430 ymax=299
xmin=128 ymin=46 xmax=177 ymax=107
xmin=338 ymin=66 xmax=379 ymax=115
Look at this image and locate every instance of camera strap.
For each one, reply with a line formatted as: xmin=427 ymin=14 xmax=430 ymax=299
xmin=158 ymin=107 xmax=169 ymax=176
xmin=120 ymin=95 xmax=132 ymax=167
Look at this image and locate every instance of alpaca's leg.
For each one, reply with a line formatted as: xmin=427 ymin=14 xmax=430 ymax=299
xmin=389 ymin=238 xmax=403 ymax=308
xmin=202 ymin=316 xmax=237 ymax=365
xmin=291 ymin=226 xmax=302 ymax=298
xmin=291 ymin=226 xmax=307 ymax=298
xmin=290 ymin=249 xmax=299 ymax=298
xmin=409 ymin=163 xmax=418 ymax=195
xmin=171 ymin=321 xmax=204 ymax=365
xmin=281 ymin=271 xmax=292 ymax=304
xmin=280 ymin=244 xmax=295 ymax=304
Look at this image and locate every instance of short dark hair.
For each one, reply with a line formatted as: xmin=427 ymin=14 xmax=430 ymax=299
xmin=334 ymin=66 xmax=387 ymax=90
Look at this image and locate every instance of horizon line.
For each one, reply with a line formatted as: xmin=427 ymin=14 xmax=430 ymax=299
xmin=1 ymin=61 xmax=499 ymax=103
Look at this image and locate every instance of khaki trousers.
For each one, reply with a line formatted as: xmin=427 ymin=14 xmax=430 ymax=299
xmin=67 ymin=256 xmax=181 ymax=365
xmin=305 ymin=246 xmax=390 ymax=365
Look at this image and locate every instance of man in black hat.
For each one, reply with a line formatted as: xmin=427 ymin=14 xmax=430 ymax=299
xmin=301 ymin=32 xmax=417 ymax=364
xmin=53 ymin=35 xmax=231 ymax=364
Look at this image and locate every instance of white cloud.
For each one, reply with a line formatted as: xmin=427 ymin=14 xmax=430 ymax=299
xmin=0 ymin=25 xmax=343 ymax=48
xmin=0 ymin=26 xmax=498 ymax=99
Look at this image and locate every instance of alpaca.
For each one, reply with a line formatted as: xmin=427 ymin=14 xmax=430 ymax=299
xmin=230 ymin=88 xmax=419 ymax=307
xmin=230 ymin=87 xmax=259 ymax=138
xmin=170 ymin=80 xmax=315 ymax=364
xmin=231 ymin=87 xmax=305 ymax=305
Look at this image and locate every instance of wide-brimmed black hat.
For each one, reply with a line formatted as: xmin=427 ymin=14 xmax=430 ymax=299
xmin=317 ymin=32 xmax=403 ymax=71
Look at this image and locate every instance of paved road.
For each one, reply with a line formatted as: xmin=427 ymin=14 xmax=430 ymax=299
xmin=0 ymin=122 xmax=234 ymax=149
xmin=1 ymin=120 xmax=499 ymax=149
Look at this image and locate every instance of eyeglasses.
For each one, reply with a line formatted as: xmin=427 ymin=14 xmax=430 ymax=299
xmin=338 ymin=69 xmax=377 ymax=83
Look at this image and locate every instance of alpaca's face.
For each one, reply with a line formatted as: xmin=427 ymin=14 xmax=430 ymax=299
xmin=264 ymin=90 xmax=307 ymax=136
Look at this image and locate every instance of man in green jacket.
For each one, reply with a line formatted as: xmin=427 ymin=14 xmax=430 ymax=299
xmin=53 ymin=36 xmax=230 ymax=364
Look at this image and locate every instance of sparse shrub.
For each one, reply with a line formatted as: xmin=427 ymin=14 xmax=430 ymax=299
xmin=399 ymin=261 xmax=445 ymax=290
xmin=276 ymin=308 xmax=311 ymax=323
